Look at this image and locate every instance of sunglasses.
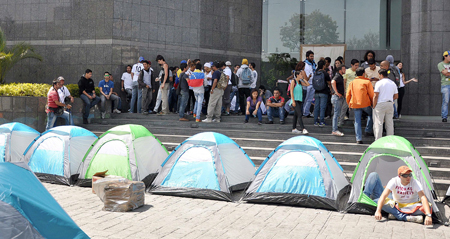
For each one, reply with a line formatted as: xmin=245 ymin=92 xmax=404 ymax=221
xmin=401 ymin=173 xmax=413 ymax=178
xmin=104 ymin=75 xmax=110 ymax=77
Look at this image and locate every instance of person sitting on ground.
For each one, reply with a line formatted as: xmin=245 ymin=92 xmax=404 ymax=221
xmin=99 ymin=72 xmax=121 ymax=119
xmin=245 ymin=89 xmax=263 ymax=125
xmin=258 ymin=85 xmax=272 ymax=114
xmin=265 ymin=88 xmax=285 ymax=124
xmin=364 ymin=166 xmax=432 ymax=225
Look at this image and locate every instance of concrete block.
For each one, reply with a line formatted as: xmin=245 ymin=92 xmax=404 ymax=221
xmin=1 ymin=97 xmax=13 ymax=112
xmin=13 ymin=97 xmax=26 ymax=113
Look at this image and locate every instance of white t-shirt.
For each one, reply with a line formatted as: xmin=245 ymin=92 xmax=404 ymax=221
xmin=121 ymin=72 xmax=133 ymax=89
xmin=251 ymin=70 xmax=258 ymax=89
xmin=205 ymin=71 xmax=212 ymax=86
xmin=48 ymin=86 xmax=71 ymax=103
xmin=399 ymin=71 xmax=405 ymax=88
xmin=374 ymin=78 xmax=398 ymax=103
xmin=132 ymin=63 xmax=144 ymax=82
xmin=304 ymin=63 xmax=314 ymax=84
xmin=224 ymin=67 xmax=232 ymax=85
xmin=386 ymin=176 xmax=423 ymax=204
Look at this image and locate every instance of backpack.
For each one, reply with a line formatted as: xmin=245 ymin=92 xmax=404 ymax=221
xmin=312 ymin=70 xmax=326 ymax=91
xmin=387 ymin=67 xmax=400 ymax=87
xmin=231 ymin=73 xmax=238 ymax=86
xmin=217 ymin=71 xmax=228 ymax=89
xmin=240 ymin=67 xmax=252 ymax=85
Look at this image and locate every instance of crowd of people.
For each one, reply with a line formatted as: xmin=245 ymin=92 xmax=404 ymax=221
xmin=46 ymin=50 xmax=427 ymax=143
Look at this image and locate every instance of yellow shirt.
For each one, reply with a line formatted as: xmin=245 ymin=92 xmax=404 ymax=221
xmin=365 ymin=66 xmax=380 ymax=88
xmin=344 ymin=68 xmax=357 ymax=93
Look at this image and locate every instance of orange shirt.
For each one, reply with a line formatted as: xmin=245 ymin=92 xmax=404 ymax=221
xmin=346 ymin=77 xmax=374 ymax=109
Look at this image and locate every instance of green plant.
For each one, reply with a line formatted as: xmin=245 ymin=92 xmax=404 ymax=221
xmin=0 ymin=27 xmax=43 ymax=84
xmin=261 ymin=53 xmax=298 ymax=87
xmin=0 ymin=83 xmax=51 ymax=97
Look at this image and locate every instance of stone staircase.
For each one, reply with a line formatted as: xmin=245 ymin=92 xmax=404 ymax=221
xmin=83 ymin=112 xmax=450 ymax=198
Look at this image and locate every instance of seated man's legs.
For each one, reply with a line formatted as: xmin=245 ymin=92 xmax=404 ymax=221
xmin=100 ymin=95 xmax=107 ymax=112
xmin=278 ymin=106 xmax=285 ymax=122
xmin=80 ymin=94 xmax=91 ymax=119
xmin=110 ymin=94 xmax=121 ymax=111
xmin=363 ymin=172 xmax=385 ymax=200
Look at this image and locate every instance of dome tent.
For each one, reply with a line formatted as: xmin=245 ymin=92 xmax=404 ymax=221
xmin=0 ymin=162 xmax=88 ymax=239
xmin=22 ymin=126 xmax=98 ymax=185
xmin=77 ymin=124 xmax=168 ymax=187
xmin=345 ymin=136 xmax=448 ymax=224
xmin=0 ymin=122 xmax=40 ymax=163
xmin=243 ymin=136 xmax=350 ymax=211
xmin=150 ymin=132 xmax=256 ymax=201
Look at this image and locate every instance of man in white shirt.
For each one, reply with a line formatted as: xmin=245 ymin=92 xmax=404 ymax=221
xmin=303 ymin=50 xmax=315 ymax=116
xmin=373 ymin=69 xmax=398 ymax=140
xmin=130 ymin=56 xmax=144 ymax=113
xmin=47 ymin=76 xmax=74 ymax=126
xmin=364 ymin=166 xmax=432 ymax=225
xmin=249 ymin=62 xmax=258 ymax=90
xmin=222 ymin=61 xmax=233 ymax=116
xmin=121 ymin=65 xmax=133 ymax=104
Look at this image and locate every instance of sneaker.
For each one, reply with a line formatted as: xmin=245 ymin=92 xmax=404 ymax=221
xmin=388 ymin=214 xmax=396 ymax=220
xmin=196 ymin=119 xmax=201 ymax=122
xmin=302 ymin=129 xmax=309 ymax=135
xmin=101 ymin=112 xmax=106 ymax=119
xmin=258 ymin=122 xmax=262 ymax=125
xmin=319 ymin=122 xmax=325 ymax=127
xmin=314 ymin=122 xmax=320 ymax=126
xmin=280 ymin=121 xmax=285 ymax=125
xmin=356 ymin=141 xmax=364 ymax=144
xmin=244 ymin=120 xmax=248 ymax=123
xmin=406 ymin=215 xmax=423 ymax=224
xmin=443 ymin=118 xmax=448 ymax=122
xmin=193 ymin=114 xmax=196 ymax=118
xmin=212 ymin=119 xmax=221 ymax=123
xmin=265 ymin=121 xmax=273 ymax=124
xmin=142 ymin=111 xmax=149 ymax=115
xmin=179 ymin=118 xmax=189 ymax=121
xmin=113 ymin=109 xmax=121 ymax=114
xmin=149 ymin=111 xmax=157 ymax=114
xmin=128 ymin=111 xmax=134 ymax=114
xmin=202 ymin=118 xmax=212 ymax=123
xmin=157 ymin=112 xmax=167 ymax=116
xmin=332 ymin=131 xmax=344 ymax=137
xmin=292 ymin=129 xmax=302 ymax=134
xmin=344 ymin=116 xmax=349 ymax=120
xmin=398 ymin=114 xmax=401 ymax=119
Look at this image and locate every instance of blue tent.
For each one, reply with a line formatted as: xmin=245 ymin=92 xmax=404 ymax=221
xmin=0 ymin=122 xmax=40 ymax=163
xmin=150 ymin=132 xmax=256 ymax=201
xmin=22 ymin=126 xmax=98 ymax=185
xmin=243 ymin=136 xmax=350 ymax=211
xmin=0 ymin=162 xmax=88 ymax=239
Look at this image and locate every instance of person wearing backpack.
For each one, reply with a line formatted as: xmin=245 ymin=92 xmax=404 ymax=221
xmin=236 ymin=59 xmax=254 ymax=115
xmin=313 ymin=60 xmax=332 ymax=127
xmin=229 ymin=64 xmax=240 ymax=114
xmin=303 ymin=50 xmax=316 ymax=117
xmin=203 ymin=62 xmax=226 ymax=123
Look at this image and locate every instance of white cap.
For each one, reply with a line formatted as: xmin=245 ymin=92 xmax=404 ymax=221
xmin=204 ymin=63 xmax=211 ymax=68
xmin=225 ymin=61 xmax=232 ymax=66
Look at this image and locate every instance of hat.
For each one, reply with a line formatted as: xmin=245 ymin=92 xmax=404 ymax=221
xmin=181 ymin=60 xmax=187 ymax=64
xmin=139 ymin=56 xmax=144 ymax=62
xmin=57 ymin=76 xmax=65 ymax=81
xmin=242 ymin=59 xmax=249 ymax=65
xmin=225 ymin=61 xmax=231 ymax=66
xmin=204 ymin=62 xmax=211 ymax=68
xmin=398 ymin=166 xmax=412 ymax=175
xmin=443 ymin=51 xmax=450 ymax=57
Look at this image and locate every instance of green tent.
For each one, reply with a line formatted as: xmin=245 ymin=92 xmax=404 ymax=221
xmin=345 ymin=135 xmax=448 ymax=224
xmin=76 ymin=124 xmax=168 ymax=187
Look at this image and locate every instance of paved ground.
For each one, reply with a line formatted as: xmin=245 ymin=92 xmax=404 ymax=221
xmin=44 ymin=183 xmax=450 ymax=239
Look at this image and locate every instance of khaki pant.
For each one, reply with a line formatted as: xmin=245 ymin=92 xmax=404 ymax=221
xmin=373 ymin=101 xmax=394 ymax=140
xmin=207 ymin=88 xmax=224 ymax=120
xmin=161 ymin=83 xmax=170 ymax=114
xmin=141 ymin=87 xmax=153 ymax=112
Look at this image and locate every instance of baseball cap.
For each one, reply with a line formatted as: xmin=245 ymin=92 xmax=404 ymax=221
xmin=139 ymin=56 xmax=144 ymax=61
xmin=242 ymin=59 xmax=249 ymax=65
xmin=225 ymin=61 xmax=231 ymax=66
xmin=57 ymin=76 xmax=65 ymax=81
xmin=204 ymin=62 xmax=211 ymax=68
xmin=181 ymin=60 xmax=187 ymax=64
xmin=398 ymin=166 xmax=412 ymax=175
xmin=443 ymin=51 xmax=450 ymax=57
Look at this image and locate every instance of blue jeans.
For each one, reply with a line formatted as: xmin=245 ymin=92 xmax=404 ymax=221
xmin=169 ymin=88 xmax=178 ymax=112
xmin=178 ymin=90 xmax=189 ymax=118
xmin=193 ymin=92 xmax=204 ymax=120
xmin=230 ymin=88 xmax=239 ymax=112
xmin=245 ymin=107 xmax=262 ymax=122
xmin=268 ymin=107 xmax=285 ymax=122
xmin=130 ymin=84 xmax=139 ymax=113
xmin=331 ymin=95 xmax=344 ymax=132
xmin=80 ymin=93 xmax=100 ymax=119
xmin=313 ymin=93 xmax=328 ymax=123
xmin=442 ymin=85 xmax=450 ymax=119
xmin=364 ymin=172 xmax=423 ymax=221
xmin=53 ymin=110 xmax=73 ymax=127
xmin=393 ymin=103 xmax=398 ymax=118
xmin=354 ymin=106 xmax=373 ymax=141
xmin=303 ymin=85 xmax=315 ymax=116
xmin=46 ymin=112 xmax=57 ymax=131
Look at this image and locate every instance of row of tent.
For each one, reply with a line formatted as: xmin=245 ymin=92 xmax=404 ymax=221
xmin=1 ymin=123 xmax=449 ymax=237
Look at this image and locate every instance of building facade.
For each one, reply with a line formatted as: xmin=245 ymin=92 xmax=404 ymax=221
xmin=1 ymin=0 xmax=448 ymax=115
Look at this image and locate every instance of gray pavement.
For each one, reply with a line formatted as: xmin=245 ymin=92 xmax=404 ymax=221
xmin=44 ymin=183 xmax=450 ymax=239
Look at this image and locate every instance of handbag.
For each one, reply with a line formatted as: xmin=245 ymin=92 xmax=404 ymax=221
xmin=49 ymin=106 xmax=64 ymax=116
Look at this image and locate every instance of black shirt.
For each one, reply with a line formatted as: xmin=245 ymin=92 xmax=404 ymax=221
xmin=78 ymin=76 xmax=95 ymax=95
xmin=332 ymin=73 xmax=345 ymax=95
xmin=315 ymin=70 xmax=331 ymax=94
xmin=179 ymin=72 xmax=189 ymax=92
